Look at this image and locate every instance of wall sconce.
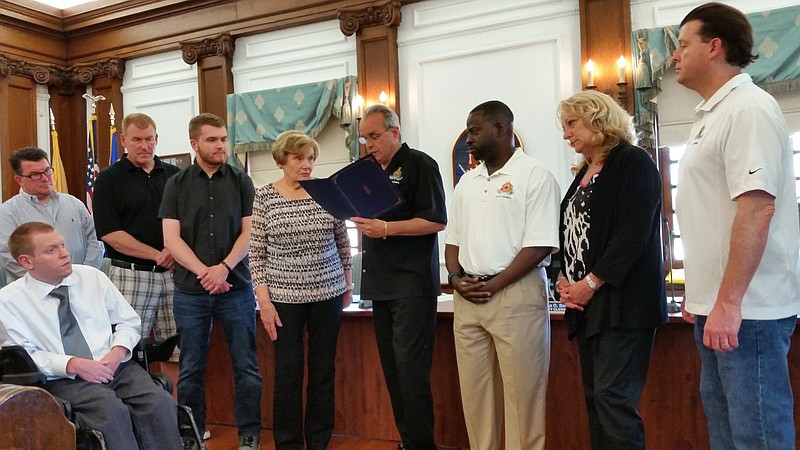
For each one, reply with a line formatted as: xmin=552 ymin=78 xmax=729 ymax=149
xmin=585 ymin=59 xmax=595 ymax=89
xmin=353 ymin=95 xmax=364 ymax=120
xmin=616 ymin=55 xmax=628 ymax=107
xmin=583 ymin=56 xmax=629 ymax=109
xmin=379 ymin=91 xmax=388 ymax=105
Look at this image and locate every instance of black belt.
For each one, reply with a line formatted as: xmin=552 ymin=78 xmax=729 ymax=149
xmin=111 ymin=259 xmax=168 ymax=273
xmin=464 ymin=273 xmax=497 ymax=282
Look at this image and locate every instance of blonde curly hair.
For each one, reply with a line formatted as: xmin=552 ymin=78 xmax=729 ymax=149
xmin=557 ymin=90 xmax=635 ymax=174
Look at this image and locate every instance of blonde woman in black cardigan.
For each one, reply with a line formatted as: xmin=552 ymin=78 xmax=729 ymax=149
xmin=556 ymin=90 xmax=668 ymax=450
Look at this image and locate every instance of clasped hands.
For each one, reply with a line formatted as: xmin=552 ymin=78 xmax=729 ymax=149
xmin=557 ymin=278 xmax=594 ymax=311
xmin=198 ymin=263 xmax=232 ymax=294
xmin=453 ymin=276 xmax=497 ymax=304
xmin=67 ymin=347 xmax=127 ymax=384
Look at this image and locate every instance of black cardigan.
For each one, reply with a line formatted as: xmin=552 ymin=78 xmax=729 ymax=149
xmin=559 ymin=142 xmax=668 ymax=339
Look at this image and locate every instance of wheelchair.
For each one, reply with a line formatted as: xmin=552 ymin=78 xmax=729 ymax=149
xmin=0 ymin=336 xmax=204 ymax=450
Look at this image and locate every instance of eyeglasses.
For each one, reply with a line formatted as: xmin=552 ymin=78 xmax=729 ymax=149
xmin=20 ymin=167 xmax=54 ymax=181
xmin=358 ymin=128 xmax=391 ymax=145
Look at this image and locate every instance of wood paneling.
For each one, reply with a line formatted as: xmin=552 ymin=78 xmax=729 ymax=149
xmin=0 ymin=384 xmax=75 ymax=450
xmin=202 ymin=313 xmax=800 ymax=448
xmin=579 ymin=0 xmax=633 ymax=113
xmin=48 ymin=85 xmax=87 ymax=201
xmin=340 ymin=1 xmax=401 ymax=116
xmin=0 ymin=75 xmax=37 ymax=201
xmin=196 ymin=55 xmax=234 ymax=118
xmin=204 ymin=311 xmax=469 ymax=447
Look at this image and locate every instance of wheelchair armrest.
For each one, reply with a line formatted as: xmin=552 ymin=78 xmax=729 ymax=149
xmin=2 ymin=372 xmax=47 ymax=387
xmin=132 ymin=334 xmax=180 ymax=369
xmin=0 ymin=345 xmax=46 ymax=389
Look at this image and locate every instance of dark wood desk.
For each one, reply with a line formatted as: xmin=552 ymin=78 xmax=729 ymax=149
xmin=199 ymin=302 xmax=800 ymax=449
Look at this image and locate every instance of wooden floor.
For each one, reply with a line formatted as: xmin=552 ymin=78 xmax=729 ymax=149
xmin=203 ymin=425 xmax=402 ymax=450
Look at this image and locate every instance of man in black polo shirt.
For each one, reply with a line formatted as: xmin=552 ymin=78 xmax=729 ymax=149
xmin=93 ymin=113 xmax=180 ymax=343
xmin=159 ymin=113 xmax=262 ymax=450
xmin=352 ymin=105 xmax=447 ymax=450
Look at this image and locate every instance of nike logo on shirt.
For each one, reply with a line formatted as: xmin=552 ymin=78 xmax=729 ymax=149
xmin=748 ymin=168 xmax=763 ymax=175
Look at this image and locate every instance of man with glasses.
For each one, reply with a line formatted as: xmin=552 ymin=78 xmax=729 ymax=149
xmin=351 ymin=105 xmax=446 ymax=450
xmin=0 ymin=147 xmax=103 ymax=282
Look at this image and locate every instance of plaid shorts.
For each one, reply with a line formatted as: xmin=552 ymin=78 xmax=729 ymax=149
xmin=108 ymin=265 xmax=179 ymax=361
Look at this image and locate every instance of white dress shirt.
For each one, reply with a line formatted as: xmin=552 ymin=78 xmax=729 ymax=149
xmin=0 ymin=265 xmax=141 ymax=380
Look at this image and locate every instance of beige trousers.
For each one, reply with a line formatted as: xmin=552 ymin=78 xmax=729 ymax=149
xmin=453 ymin=268 xmax=550 ymax=450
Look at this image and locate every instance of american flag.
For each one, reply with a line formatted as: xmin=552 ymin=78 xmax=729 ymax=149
xmin=86 ymin=112 xmax=98 ymax=213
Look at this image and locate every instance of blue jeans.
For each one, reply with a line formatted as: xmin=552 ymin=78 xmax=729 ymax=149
xmin=694 ymin=315 xmax=796 ymax=450
xmin=173 ymin=286 xmax=263 ymax=437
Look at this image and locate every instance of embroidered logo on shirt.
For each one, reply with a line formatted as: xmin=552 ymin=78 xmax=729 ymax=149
xmin=748 ymin=168 xmax=763 ymax=175
xmin=497 ymin=181 xmax=514 ymax=196
xmin=389 ymin=167 xmax=403 ymax=184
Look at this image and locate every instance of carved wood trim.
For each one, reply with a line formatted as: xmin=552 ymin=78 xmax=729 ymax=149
xmin=180 ymin=33 xmax=235 ymax=65
xmin=0 ymin=53 xmax=125 ymax=86
xmin=338 ymin=0 xmax=401 ymax=36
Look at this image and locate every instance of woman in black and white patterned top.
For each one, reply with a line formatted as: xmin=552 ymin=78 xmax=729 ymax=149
xmin=556 ymin=91 xmax=667 ymax=450
xmin=250 ymin=130 xmax=352 ymax=450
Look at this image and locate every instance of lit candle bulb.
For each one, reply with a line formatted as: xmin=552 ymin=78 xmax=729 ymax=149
xmin=586 ymin=59 xmax=595 ymax=87
xmin=379 ymin=91 xmax=388 ymax=105
xmin=617 ymin=56 xmax=627 ymax=84
xmin=353 ymin=95 xmax=364 ymax=119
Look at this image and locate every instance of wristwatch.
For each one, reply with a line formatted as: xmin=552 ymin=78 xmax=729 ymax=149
xmin=585 ymin=274 xmax=599 ymax=291
xmin=448 ymin=272 xmax=463 ymax=286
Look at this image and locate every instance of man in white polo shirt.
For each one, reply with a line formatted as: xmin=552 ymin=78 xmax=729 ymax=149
xmin=444 ymin=100 xmax=560 ymax=450
xmin=673 ymin=3 xmax=800 ymax=449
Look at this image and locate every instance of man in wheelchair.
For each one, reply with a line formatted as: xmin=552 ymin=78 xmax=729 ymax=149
xmin=0 ymin=222 xmax=183 ymax=450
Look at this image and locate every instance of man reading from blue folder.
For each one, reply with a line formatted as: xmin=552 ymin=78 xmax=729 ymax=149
xmin=351 ymin=104 xmax=446 ymax=450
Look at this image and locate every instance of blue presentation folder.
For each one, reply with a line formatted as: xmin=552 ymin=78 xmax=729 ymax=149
xmin=299 ymin=154 xmax=403 ymax=220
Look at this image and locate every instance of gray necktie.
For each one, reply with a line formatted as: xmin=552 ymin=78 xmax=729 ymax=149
xmin=51 ymin=285 xmax=93 ymax=359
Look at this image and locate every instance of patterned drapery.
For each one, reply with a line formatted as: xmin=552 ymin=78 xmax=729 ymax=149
xmin=632 ymin=4 xmax=800 ymax=149
xmin=226 ymin=75 xmax=359 ymax=161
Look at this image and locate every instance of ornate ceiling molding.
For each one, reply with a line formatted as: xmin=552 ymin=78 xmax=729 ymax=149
xmin=338 ymin=0 xmax=401 ymax=36
xmin=0 ymin=53 xmax=124 ymax=85
xmin=180 ymin=33 xmax=234 ymax=65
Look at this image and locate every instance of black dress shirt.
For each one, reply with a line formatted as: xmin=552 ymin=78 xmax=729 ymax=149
xmin=159 ymin=163 xmax=255 ymax=293
xmin=360 ymin=144 xmax=447 ymax=301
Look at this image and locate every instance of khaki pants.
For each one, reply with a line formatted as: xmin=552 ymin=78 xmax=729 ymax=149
xmin=453 ymin=268 xmax=550 ymax=450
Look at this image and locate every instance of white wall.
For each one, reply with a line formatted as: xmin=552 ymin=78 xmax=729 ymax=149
xmin=121 ymin=51 xmax=199 ymax=160
xmin=232 ymin=20 xmax=358 ymax=187
xmin=398 ymin=0 xmax=580 ymax=194
xmin=631 ymin=0 xmax=800 ymax=30
xmin=395 ymin=0 xmax=581 ymax=279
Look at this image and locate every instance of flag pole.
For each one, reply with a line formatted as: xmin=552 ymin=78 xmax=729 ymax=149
xmin=49 ymin=108 xmax=70 ymax=194
xmin=109 ymin=103 xmax=119 ymax=165
xmin=82 ymin=94 xmax=105 ymax=213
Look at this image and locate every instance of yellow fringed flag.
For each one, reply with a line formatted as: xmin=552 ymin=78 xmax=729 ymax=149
xmin=49 ymin=108 xmax=69 ymax=193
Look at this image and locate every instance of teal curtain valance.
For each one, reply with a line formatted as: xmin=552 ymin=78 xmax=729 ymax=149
xmin=226 ymin=75 xmax=359 ymax=160
xmin=632 ymin=4 xmax=800 ymax=149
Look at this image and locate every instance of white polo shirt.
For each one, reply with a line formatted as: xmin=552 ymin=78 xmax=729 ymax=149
xmin=676 ymin=73 xmax=800 ymax=319
xmin=445 ymin=149 xmax=560 ymax=275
